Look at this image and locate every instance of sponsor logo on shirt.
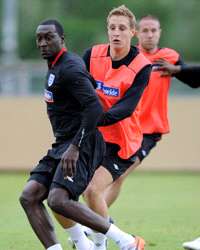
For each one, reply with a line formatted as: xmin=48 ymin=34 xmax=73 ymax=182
xmin=48 ymin=73 xmax=55 ymax=86
xmin=44 ymin=89 xmax=54 ymax=103
xmin=96 ymin=80 xmax=119 ymax=97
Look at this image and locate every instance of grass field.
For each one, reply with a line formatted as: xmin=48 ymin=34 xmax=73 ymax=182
xmin=0 ymin=171 xmax=199 ymax=250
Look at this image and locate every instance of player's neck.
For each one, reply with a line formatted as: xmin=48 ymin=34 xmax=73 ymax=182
xmin=47 ymin=47 xmax=67 ymax=68
xmin=110 ymin=46 xmax=130 ymax=61
xmin=142 ymin=46 xmax=159 ymax=54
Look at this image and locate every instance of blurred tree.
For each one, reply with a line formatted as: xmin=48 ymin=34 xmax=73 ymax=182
xmin=166 ymin=0 xmax=200 ymax=61
xmin=0 ymin=0 xmax=199 ymax=61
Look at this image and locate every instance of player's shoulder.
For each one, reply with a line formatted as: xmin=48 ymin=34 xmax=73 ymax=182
xmin=62 ymin=51 xmax=86 ymax=72
xmin=65 ymin=51 xmax=85 ymax=66
xmin=159 ymin=47 xmax=180 ymax=57
xmin=157 ymin=47 xmax=180 ymax=64
xmin=83 ymin=47 xmax=92 ymax=57
xmin=90 ymin=43 xmax=109 ymax=57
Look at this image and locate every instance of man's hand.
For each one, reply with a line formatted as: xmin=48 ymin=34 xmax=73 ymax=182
xmin=153 ymin=59 xmax=181 ymax=76
xmin=61 ymin=144 xmax=79 ymax=179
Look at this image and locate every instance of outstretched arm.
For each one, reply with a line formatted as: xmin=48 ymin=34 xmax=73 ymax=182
xmin=153 ymin=59 xmax=200 ymax=88
xmin=175 ymin=65 xmax=200 ymax=88
xmin=153 ymin=58 xmax=181 ymax=76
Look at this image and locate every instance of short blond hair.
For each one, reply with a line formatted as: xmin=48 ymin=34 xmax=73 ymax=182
xmin=107 ymin=5 xmax=136 ymax=29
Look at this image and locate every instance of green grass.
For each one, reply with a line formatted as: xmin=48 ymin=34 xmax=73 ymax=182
xmin=0 ymin=171 xmax=199 ymax=250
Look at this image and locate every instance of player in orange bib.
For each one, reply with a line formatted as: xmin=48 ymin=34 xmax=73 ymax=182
xmin=102 ymin=15 xmax=200 ymax=221
xmin=82 ymin=7 xmax=153 ymax=249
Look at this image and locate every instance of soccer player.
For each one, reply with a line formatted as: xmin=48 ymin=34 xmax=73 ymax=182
xmin=54 ymin=5 xmax=151 ymax=250
xmin=82 ymin=5 xmax=153 ymax=249
xmin=19 ymin=19 xmax=140 ymax=250
xmin=102 ymin=15 xmax=200 ymax=210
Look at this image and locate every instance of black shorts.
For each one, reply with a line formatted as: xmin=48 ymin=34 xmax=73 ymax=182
xmin=29 ymin=130 xmax=105 ymax=200
xmin=136 ymin=133 xmax=161 ymax=161
xmin=102 ymin=133 xmax=161 ymax=181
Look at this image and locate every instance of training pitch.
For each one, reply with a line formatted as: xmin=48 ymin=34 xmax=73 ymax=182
xmin=0 ymin=171 xmax=199 ymax=250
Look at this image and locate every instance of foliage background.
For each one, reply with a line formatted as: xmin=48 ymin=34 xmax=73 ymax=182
xmin=0 ymin=0 xmax=200 ymax=60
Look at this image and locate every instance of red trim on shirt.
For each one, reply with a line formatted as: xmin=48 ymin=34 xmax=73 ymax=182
xmin=51 ymin=48 xmax=67 ymax=67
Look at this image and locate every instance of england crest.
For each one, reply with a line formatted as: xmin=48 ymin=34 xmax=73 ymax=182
xmin=48 ymin=74 xmax=55 ymax=87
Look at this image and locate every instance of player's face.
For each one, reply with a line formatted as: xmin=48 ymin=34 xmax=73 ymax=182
xmin=137 ymin=19 xmax=161 ymax=52
xmin=36 ymin=24 xmax=63 ymax=60
xmin=107 ymin=15 xmax=135 ymax=52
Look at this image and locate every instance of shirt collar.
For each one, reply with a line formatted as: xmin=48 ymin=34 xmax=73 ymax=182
xmin=50 ymin=47 xmax=67 ymax=68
